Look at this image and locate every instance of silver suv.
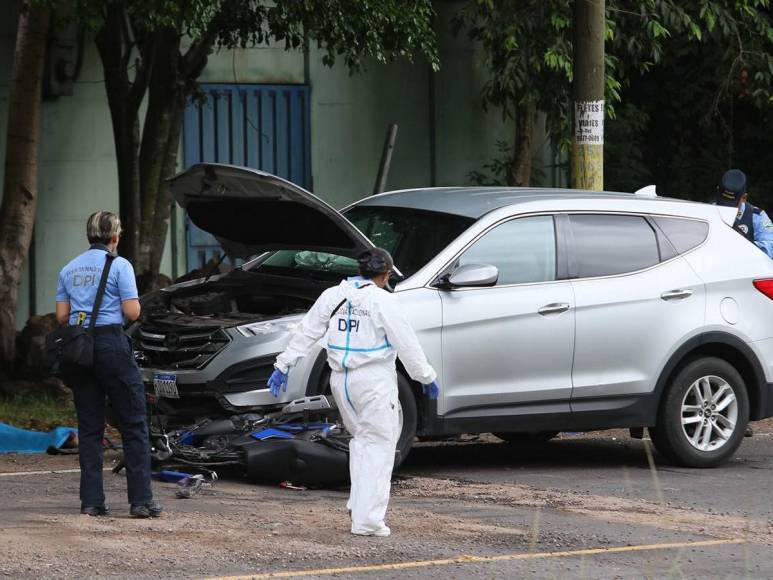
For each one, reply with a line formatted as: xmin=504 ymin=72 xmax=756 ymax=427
xmin=134 ymin=163 xmax=773 ymax=468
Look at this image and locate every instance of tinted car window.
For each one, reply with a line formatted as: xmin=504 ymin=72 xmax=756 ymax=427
xmin=652 ymin=216 xmax=709 ymax=254
xmin=570 ymin=214 xmax=659 ymax=278
xmin=653 ymin=227 xmax=678 ymax=262
xmin=254 ymin=207 xmax=474 ymax=280
xmin=458 ymin=216 xmax=556 ymax=285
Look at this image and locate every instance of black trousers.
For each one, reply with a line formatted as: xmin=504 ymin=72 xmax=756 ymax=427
xmin=70 ymin=329 xmax=153 ymax=507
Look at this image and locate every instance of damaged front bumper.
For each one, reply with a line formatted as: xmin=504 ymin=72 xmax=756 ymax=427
xmin=143 ymin=355 xmax=279 ymax=419
xmin=134 ymin=318 xmax=319 ymax=419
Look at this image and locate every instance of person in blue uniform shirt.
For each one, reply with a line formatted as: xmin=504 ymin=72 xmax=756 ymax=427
xmin=55 ymin=211 xmax=161 ymax=518
xmin=716 ymin=169 xmax=773 ymax=257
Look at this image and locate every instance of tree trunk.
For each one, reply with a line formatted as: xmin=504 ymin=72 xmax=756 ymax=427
xmin=95 ymin=4 xmax=143 ymax=266
xmin=137 ymin=28 xmax=179 ymax=279
xmin=106 ymin=97 xmax=141 ymax=265
xmin=94 ymin=13 xmax=215 ymax=294
xmin=135 ymin=33 xmax=213 ymax=293
xmin=147 ymin=96 xmax=185 ymax=284
xmin=0 ymin=3 xmax=50 ymax=371
xmin=509 ymin=102 xmax=535 ymax=186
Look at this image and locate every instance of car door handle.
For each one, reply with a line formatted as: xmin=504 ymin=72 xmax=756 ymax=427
xmin=538 ymin=303 xmax=571 ymax=316
xmin=660 ymin=289 xmax=693 ymax=301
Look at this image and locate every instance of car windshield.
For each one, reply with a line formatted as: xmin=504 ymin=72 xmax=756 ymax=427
xmin=249 ymin=206 xmax=474 ymax=280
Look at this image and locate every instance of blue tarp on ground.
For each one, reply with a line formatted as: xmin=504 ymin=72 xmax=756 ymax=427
xmin=0 ymin=422 xmax=76 ymax=454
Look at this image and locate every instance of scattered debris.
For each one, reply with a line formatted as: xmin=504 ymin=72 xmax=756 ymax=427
xmin=176 ymin=472 xmax=218 ymax=498
xmin=279 ymin=481 xmax=307 ymax=491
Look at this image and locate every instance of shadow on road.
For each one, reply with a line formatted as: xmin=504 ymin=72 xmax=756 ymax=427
xmin=401 ymin=436 xmax=669 ymax=473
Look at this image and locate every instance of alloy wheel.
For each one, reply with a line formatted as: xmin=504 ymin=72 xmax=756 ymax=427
xmin=680 ymin=374 xmax=738 ymax=452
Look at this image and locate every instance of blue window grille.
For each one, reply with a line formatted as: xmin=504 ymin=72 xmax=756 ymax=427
xmin=182 ymin=83 xmax=312 ymax=272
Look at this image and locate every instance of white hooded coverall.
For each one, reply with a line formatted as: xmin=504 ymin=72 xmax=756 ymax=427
xmin=275 ymin=277 xmax=437 ymax=535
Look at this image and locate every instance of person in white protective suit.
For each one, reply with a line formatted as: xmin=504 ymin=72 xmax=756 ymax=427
xmin=267 ymin=247 xmax=440 ymax=537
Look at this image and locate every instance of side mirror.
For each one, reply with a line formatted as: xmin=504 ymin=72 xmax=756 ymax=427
xmin=446 ymin=263 xmax=499 ymax=288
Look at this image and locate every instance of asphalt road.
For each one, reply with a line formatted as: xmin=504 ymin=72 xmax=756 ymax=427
xmin=399 ymin=431 xmax=773 ymax=579
xmin=405 ymin=430 xmax=773 ymax=520
xmin=1 ymin=430 xmax=773 ymax=579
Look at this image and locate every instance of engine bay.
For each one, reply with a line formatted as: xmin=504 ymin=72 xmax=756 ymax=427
xmin=138 ymin=269 xmax=332 ymax=328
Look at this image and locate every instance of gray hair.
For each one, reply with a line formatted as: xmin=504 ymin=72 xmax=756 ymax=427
xmin=86 ymin=211 xmax=122 ymax=244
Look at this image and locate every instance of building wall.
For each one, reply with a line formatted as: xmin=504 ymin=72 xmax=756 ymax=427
xmin=2 ymin=5 xmax=515 ymax=328
xmin=35 ymin=43 xmax=132 ymax=321
xmin=200 ymin=42 xmax=433 ymax=209
xmin=309 ymin=50 xmax=431 ymax=208
xmin=433 ymin=1 xmax=514 ymax=186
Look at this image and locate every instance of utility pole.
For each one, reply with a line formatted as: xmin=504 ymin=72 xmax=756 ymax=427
xmin=571 ymin=0 xmax=605 ymax=190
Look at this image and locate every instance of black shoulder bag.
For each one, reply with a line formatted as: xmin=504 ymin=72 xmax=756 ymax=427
xmin=45 ymin=254 xmax=116 ymax=375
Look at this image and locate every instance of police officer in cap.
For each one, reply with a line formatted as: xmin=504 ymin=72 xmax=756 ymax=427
xmin=56 ymin=211 xmax=160 ymax=518
xmin=716 ymin=169 xmax=773 ymax=257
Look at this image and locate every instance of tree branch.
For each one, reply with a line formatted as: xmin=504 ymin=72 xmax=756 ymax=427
xmin=182 ymin=24 xmax=218 ymax=78
xmin=128 ymin=33 xmax=156 ymax=113
xmin=119 ymin=4 xmax=136 ymax=71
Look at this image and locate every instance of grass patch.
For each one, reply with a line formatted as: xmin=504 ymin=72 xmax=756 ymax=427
xmin=0 ymin=394 xmax=77 ymax=431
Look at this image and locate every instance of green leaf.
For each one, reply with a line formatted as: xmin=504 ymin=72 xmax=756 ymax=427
xmin=689 ymin=21 xmax=702 ymax=40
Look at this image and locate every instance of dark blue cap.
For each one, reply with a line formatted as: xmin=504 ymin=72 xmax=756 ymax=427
xmin=717 ymin=169 xmax=747 ymax=207
xmin=357 ymin=247 xmax=394 ymax=277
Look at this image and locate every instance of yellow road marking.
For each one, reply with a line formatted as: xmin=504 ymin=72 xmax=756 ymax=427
xmin=207 ymin=538 xmax=745 ymax=579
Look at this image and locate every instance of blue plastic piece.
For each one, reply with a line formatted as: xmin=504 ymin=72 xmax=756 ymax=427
xmin=179 ymin=431 xmax=194 ymax=445
xmin=250 ymin=428 xmax=295 ymax=441
xmin=152 ymin=470 xmax=193 ymax=483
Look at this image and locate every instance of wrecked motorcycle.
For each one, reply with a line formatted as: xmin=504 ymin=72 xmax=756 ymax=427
xmin=148 ymin=395 xmax=352 ymax=486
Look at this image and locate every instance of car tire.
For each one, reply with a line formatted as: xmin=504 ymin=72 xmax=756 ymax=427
xmin=649 ymin=357 xmax=749 ymax=468
xmin=310 ymin=366 xmax=417 ymax=468
xmin=394 ymin=373 xmax=418 ymax=467
xmin=493 ymin=431 xmax=559 ymax=444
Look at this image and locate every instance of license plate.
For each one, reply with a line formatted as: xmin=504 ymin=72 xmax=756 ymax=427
xmin=153 ymin=373 xmax=179 ymax=399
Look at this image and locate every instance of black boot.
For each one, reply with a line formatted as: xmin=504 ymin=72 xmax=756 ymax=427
xmin=130 ymin=500 xmax=163 ymax=518
xmin=80 ymin=505 xmax=111 ymax=517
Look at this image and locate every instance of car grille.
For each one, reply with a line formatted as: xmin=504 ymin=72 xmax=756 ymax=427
xmin=135 ymin=326 xmax=230 ymax=369
xmin=218 ymin=359 xmax=276 ymax=393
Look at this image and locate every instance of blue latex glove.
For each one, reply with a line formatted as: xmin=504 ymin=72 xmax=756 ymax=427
xmin=268 ymin=368 xmax=289 ymax=397
xmin=422 ymin=380 xmax=440 ymax=400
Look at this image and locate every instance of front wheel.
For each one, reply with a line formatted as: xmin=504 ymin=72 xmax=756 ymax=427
xmin=649 ymin=357 xmax=749 ymax=468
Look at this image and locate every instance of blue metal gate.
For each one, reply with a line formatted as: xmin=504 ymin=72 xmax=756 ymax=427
xmin=182 ymin=83 xmax=312 ymax=271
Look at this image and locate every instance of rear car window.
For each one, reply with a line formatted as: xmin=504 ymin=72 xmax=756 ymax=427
xmin=652 ymin=216 xmax=709 ymax=254
xmin=569 ymin=214 xmax=660 ymax=278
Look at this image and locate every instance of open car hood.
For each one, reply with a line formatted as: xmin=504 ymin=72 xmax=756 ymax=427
xmin=168 ymin=163 xmax=373 ymax=259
